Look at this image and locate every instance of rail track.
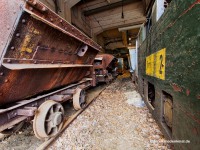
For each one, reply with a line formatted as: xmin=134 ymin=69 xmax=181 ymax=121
xmin=0 ymin=84 xmax=107 ymax=150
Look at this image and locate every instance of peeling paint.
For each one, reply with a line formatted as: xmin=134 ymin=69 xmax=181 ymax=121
xmin=171 ymin=83 xmax=182 ymax=92
xmin=21 ymin=34 xmax=33 ymax=53
xmin=186 ymin=89 xmax=190 ymax=96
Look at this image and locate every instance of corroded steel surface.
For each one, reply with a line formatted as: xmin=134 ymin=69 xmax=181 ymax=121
xmin=94 ymin=54 xmax=115 ymax=69
xmin=0 ymin=1 xmax=100 ymax=106
xmin=94 ymin=54 xmax=117 ymax=83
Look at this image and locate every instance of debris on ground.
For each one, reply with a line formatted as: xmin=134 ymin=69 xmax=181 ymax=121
xmin=49 ymin=78 xmax=171 ymax=150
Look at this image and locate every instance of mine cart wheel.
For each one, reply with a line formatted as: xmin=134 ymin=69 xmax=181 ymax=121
xmin=73 ymin=88 xmax=86 ymax=110
xmin=106 ymin=73 xmax=113 ymax=84
xmin=0 ymin=121 xmax=25 ymax=135
xmin=33 ymin=100 xmax=64 ymax=140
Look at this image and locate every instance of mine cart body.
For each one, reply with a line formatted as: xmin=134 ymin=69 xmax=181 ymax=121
xmin=94 ymin=54 xmax=117 ymax=84
xmin=136 ymin=0 xmax=200 ymax=149
xmin=0 ymin=0 xmax=100 ymax=138
xmin=117 ymin=58 xmax=124 ymax=75
xmin=0 ymin=0 xmax=100 ymax=106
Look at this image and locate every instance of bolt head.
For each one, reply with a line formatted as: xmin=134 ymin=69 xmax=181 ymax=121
xmin=42 ymin=7 xmax=46 ymax=12
xmin=22 ymin=19 xmax=26 ymax=23
xmin=0 ymin=72 xmax=4 ymax=76
xmin=7 ymin=59 xmax=11 ymax=63
xmin=29 ymin=7 xmax=33 ymax=11
xmin=16 ymin=33 xmax=20 ymax=37
xmin=32 ymin=1 xmax=37 ymax=5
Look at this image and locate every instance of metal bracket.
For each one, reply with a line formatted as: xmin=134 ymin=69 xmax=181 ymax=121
xmin=77 ymin=45 xmax=88 ymax=57
xmin=17 ymin=107 xmax=37 ymax=116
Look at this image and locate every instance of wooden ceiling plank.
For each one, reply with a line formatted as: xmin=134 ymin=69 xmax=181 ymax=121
xmin=84 ymin=0 xmax=141 ymax=16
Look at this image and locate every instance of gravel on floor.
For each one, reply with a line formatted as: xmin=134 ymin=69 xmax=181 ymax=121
xmin=49 ymin=78 xmax=171 ymax=150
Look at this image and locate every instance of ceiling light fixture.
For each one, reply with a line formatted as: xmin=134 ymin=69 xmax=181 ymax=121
xmin=121 ymin=0 xmax=124 ymax=19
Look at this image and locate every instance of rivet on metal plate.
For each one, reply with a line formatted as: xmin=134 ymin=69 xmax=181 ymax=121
xmin=42 ymin=7 xmax=47 ymax=12
xmin=22 ymin=19 xmax=26 ymax=23
xmin=16 ymin=33 xmax=20 ymax=37
xmin=7 ymin=59 xmax=11 ymax=63
xmin=32 ymin=0 xmax=37 ymax=5
xmin=29 ymin=7 xmax=33 ymax=11
xmin=11 ymin=46 xmax=15 ymax=50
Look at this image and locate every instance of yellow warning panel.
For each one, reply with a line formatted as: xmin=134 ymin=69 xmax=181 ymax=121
xmin=155 ymin=48 xmax=166 ymax=80
xmin=146 ymin=54 xmax=154 ymax=76
xmin=145 ymin=48 xmax=166 ymax=80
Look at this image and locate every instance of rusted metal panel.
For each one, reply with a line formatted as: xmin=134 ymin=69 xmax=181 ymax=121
xmin=0 ymin=0 xmax=100 ymax=106
xmin=95 ymin=54 xmax=115 ymax=69
xmin=94 ymin=54 xmax=117 ymax=83
xmin=0 ymin=80 xmax=91 ymax=132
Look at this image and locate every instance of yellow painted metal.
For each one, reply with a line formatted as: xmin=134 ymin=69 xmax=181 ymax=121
xmin=21 ymin=27 xmax=40 ymax=54
xmin=146 ymin=53 xmax=154 ymax=76
xmin=21 ymin=34 xmax=32 ymax=53
xmin=155 ymin=48 xmax=166 ymax=80
xmin=146 ymin=48 xmax=166 ymax=80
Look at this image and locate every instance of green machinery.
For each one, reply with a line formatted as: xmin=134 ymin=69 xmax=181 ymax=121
xmin=136 ymin=0 xmax=200 ymax=149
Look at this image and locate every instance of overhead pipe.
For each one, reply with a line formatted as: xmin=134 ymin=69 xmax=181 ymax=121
xmin=118 ymin=24 xmax=143 ymax=32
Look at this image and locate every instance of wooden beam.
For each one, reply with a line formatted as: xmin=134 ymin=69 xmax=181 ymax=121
xmin=84 ymin=0 xmax=141 ymax=16
xmin=142 ymin=0 xmax=146 ymax=15
xmin=122 ymin=31 xmax=128 ymax=47
xmin=65 ymin=0 xmax=80 ymax=8
xmin=107 ymin=0 xmax=111 ymax=3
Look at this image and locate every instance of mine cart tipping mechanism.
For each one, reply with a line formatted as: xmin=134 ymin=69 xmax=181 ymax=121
xmin=0 ymin=0 xmax=101 ymax=140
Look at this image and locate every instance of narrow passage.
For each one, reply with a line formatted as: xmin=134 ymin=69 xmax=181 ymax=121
xmin=50 ymin=78 xmax=171 ymax=150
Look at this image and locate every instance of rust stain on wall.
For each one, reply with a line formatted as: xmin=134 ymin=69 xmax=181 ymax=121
xmin=186 ymin=89 xmax=190 ymax=96
xmin=171 ymin=83 xmax=182 ymax=92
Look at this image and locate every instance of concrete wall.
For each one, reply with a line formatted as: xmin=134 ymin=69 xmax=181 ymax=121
xmin=129 ymin=49 xmax=136 ymax=72
xmin=39 ymin=0 xmax=71 ymax=22
xmin=0 ymin=0 xmax=24 ymax=60
xmin=71 ymin=5 xmax=92 ymax=37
